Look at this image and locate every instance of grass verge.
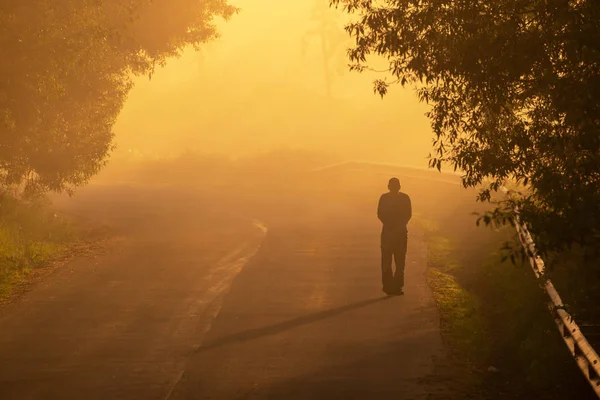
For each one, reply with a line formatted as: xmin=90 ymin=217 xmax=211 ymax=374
xmin=0 ymin=194 xmax=78 ymax=301
xmin=418 ymin=217 xmax=489 ymax=396
xmin=426 ymin=235 xmax=489 ymax=365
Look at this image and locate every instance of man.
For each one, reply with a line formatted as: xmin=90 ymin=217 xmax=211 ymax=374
xmin=377 ymin=177 xmax=412 ymax=295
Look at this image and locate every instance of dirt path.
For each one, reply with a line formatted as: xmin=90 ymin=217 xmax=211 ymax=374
xmin=0 ymin=184 xmax=444 ymax=399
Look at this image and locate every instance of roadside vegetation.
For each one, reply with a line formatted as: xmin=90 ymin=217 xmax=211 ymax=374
xmin=417 ymin=194 xmax=597 ymax=399
xmin=0 ymin=193 xmax=77 ymax=300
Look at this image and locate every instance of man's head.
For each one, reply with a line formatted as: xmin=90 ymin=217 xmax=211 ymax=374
xmin=388 ymin=177 xmax=401 ymax=193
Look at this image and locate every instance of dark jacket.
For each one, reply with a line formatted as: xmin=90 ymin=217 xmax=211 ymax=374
xmin=377 ymin=192 xmax=412 ymax=236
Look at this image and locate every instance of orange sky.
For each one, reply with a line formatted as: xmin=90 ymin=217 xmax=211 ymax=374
xmin=113 ymin=0 xmax=433 ymax=167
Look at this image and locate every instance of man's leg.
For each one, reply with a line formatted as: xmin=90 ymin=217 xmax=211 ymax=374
xmin=381 ymin=243 xmax=394 ymax=294
xmin=392 ymin=233 xmax=408 ymax=292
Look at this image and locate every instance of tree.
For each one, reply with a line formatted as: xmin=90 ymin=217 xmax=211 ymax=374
xmin=0 ymin=0 xmax=236 ymax=196
xmin=332 ymin=0 xmax=600 ymax=258
xmin=302 ymin=0 xmax=349 ymax=97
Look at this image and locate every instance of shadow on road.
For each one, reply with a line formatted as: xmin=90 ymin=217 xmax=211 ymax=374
xmin=195 ymin=296 xmax=392 ymax=353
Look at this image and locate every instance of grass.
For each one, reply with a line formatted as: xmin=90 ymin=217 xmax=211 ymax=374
xmin=425 ymin=234 xmax=489 ymax=367
xmin=416 ymin=216 xmax=489 ymax=394
xmin=0 ymin=193 xmax=76 ymax=300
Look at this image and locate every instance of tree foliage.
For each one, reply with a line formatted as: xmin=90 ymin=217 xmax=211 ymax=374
xmin=0 ymin=0 xmax=236 ymax=195
xmin=332 ymin=0 xmax=600 ymax=258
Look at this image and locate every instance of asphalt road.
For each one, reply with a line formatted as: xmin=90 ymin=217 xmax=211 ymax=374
xmin=0 ymin=183 xmax=444 ymax=400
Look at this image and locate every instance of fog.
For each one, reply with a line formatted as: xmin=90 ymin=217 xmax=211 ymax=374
xmin=108 ymin=0 xmax=432 ymax=170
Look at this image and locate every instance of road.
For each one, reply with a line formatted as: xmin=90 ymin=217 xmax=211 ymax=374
xmin=0 ymin=182 xmax=444 ymax=400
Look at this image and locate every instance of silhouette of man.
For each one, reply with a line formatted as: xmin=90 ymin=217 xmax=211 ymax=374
xmin=377 ymin=177 xmax=412 ymax=295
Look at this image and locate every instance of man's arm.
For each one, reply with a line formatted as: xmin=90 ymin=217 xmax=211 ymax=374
xmin=377 ymin=195 xmax=385 ymax=223
xmin=406 ymin=196 xmax=412 ymax=224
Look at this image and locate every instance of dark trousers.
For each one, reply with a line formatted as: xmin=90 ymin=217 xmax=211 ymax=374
xmin=381 ymin=232 xmax=408 ymax=292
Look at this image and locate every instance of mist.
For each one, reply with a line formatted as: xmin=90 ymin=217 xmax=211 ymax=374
xmin=4 ymin=1 xmax=599 ymax=398
xmin=109 ymin=0 xmax=432 ymax=170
